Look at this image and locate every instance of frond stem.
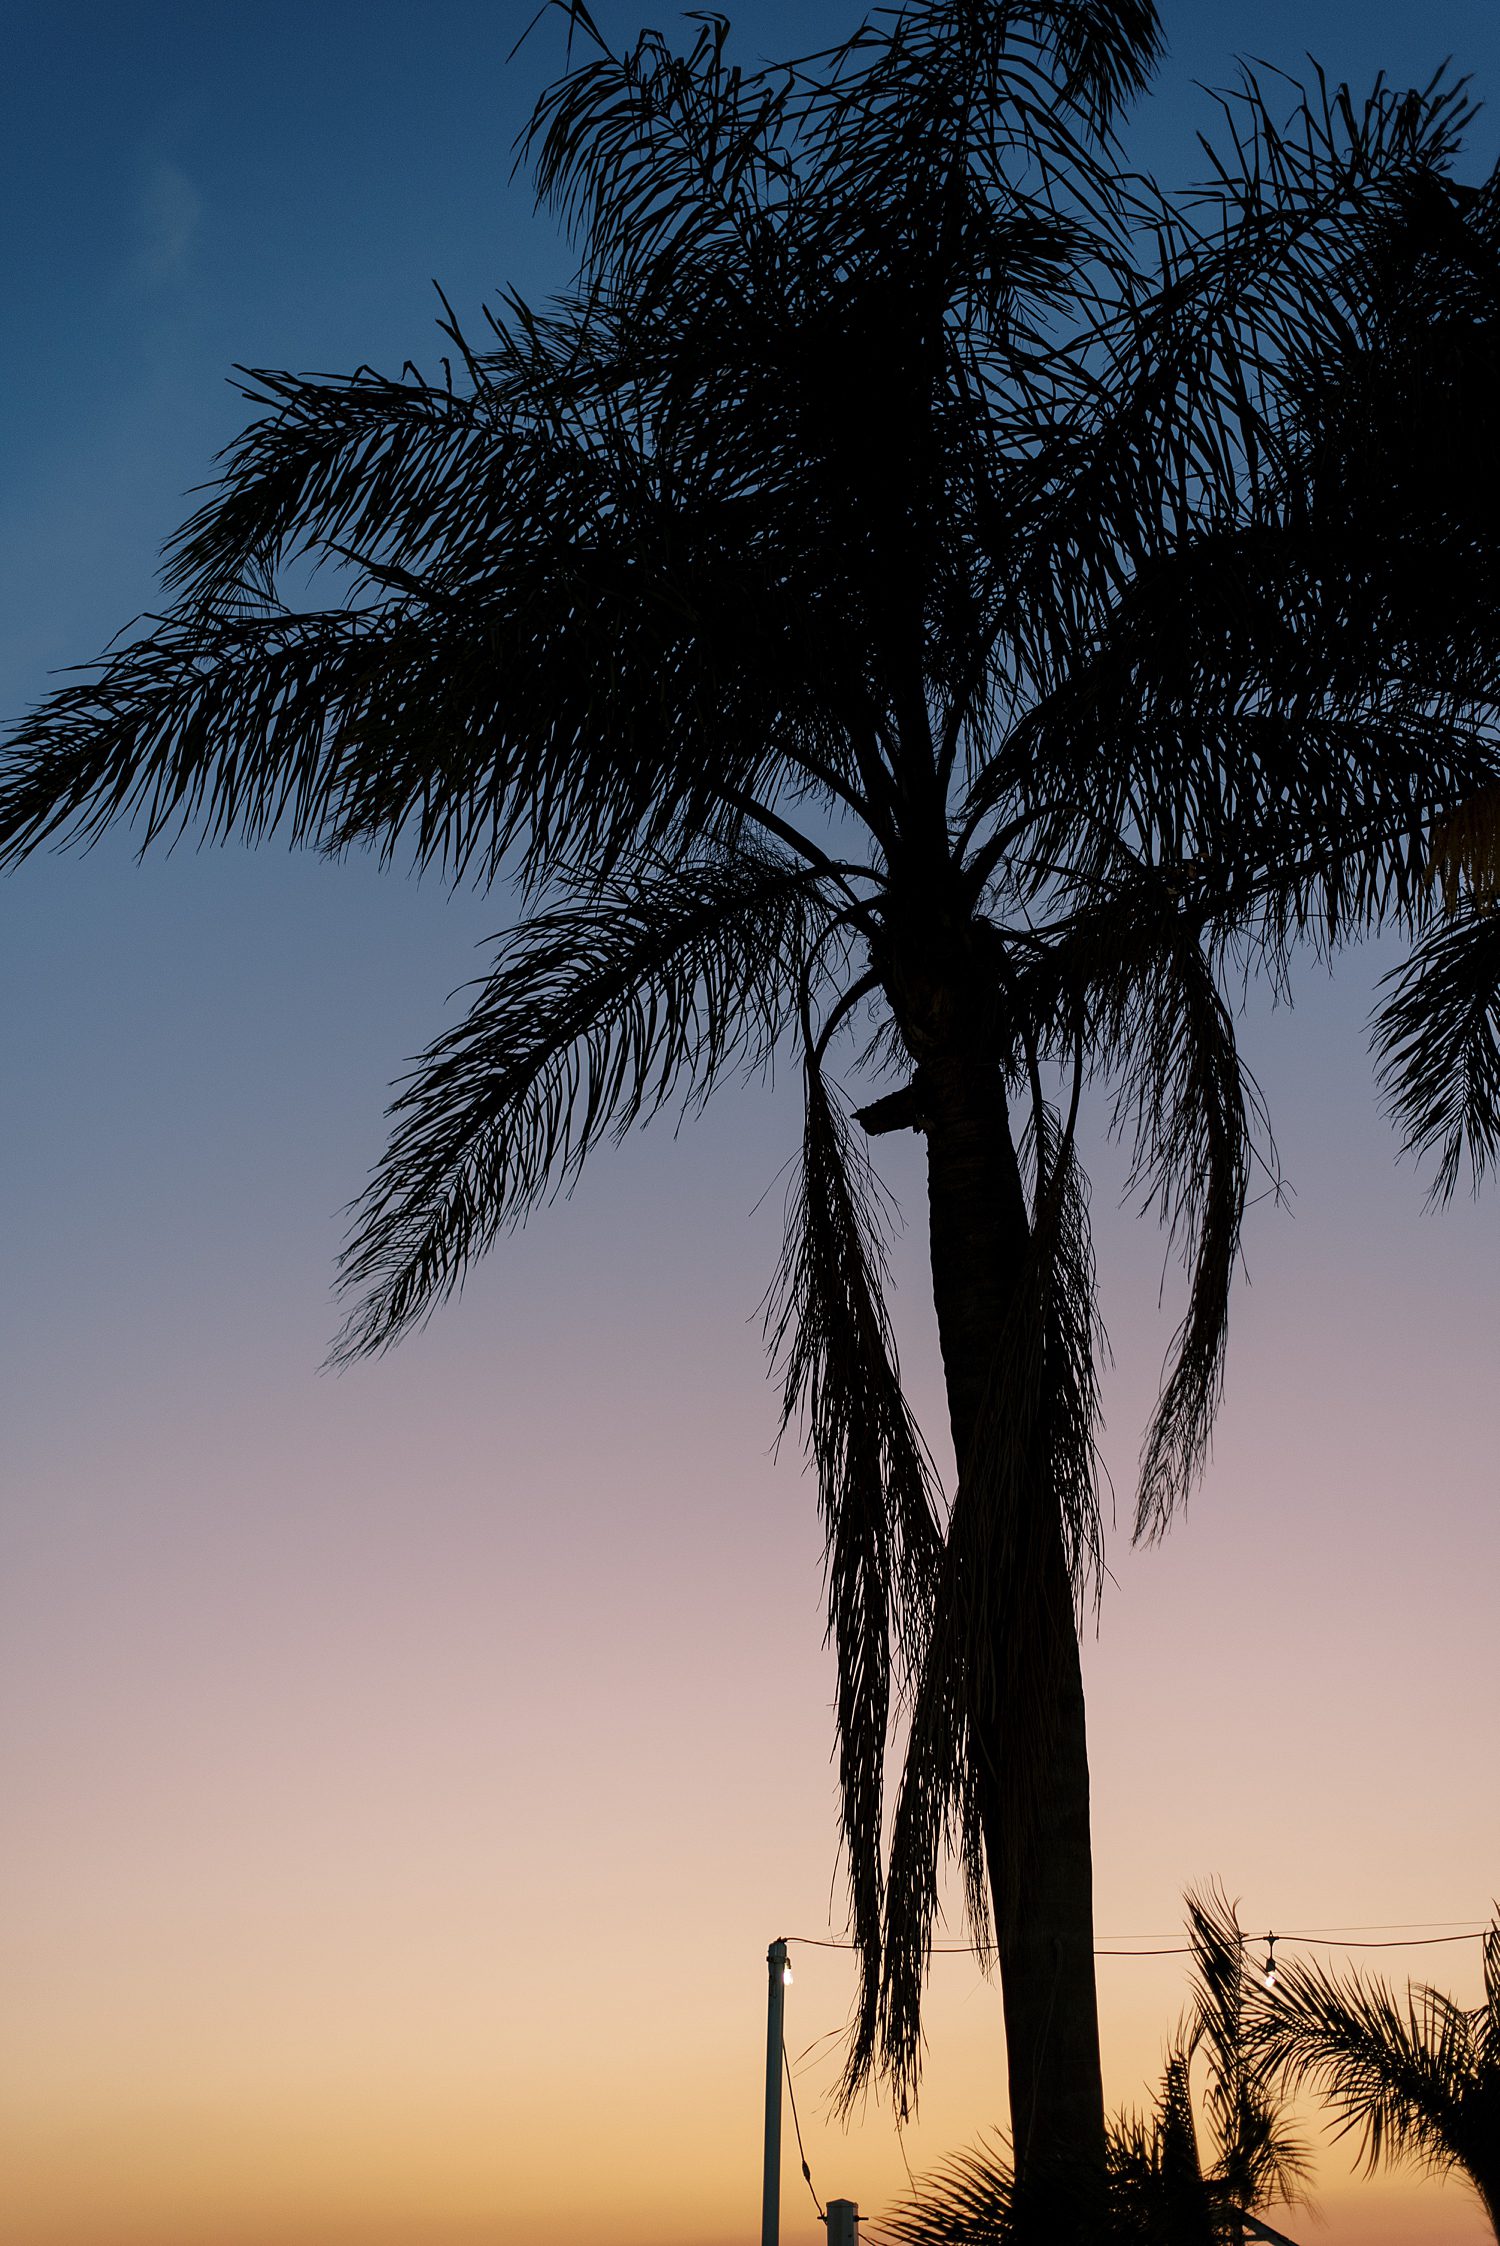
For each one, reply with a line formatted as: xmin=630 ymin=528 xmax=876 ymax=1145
xmin=811 ymin=967 xmax=884 ymax=1070
xmin=716 ymin=783 xmax=883 ymax=925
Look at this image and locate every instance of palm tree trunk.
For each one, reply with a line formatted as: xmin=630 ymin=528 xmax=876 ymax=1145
xmin=921 ymin=1040 xmax=1108 ymax=2233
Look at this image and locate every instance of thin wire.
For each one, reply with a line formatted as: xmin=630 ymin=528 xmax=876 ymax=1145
xmin=1086 ymin=1917 xmax=1481 ymax=1938
xmin=1280 ymin=1929 xmax=1486 ymax=1952
xmin=1096 ymin=1929 xmax=1487 ymax=1956
xmin=783 ymin=2035 xmax=825 ymax=2222
xmin=785 ymin=1924 xmax=1488 ymax=1959
xmin=1093 ymin=1943 xmax=1195 ymax=1956
xmin=1223 ymin=1918 xmax=1478 ymax=1934
xmin=1275 ymin=1918 xmax=1486 ymax=1934
xmin=788 ymin=1933 xmax=980 ymax=1953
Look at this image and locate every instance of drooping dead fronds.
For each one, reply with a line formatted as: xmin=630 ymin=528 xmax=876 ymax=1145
xmin=769 ymin=1060 xmax=943 ymax=2097
xmin=1098 ymin=915 xmax=1270 ymax=1544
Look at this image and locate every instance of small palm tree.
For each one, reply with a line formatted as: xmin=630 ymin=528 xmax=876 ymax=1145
xmin=883 ymin=1887 xmax=1310 ymax=2245
xmin=1256 ymin=1919 xmax=1500 ymax=2238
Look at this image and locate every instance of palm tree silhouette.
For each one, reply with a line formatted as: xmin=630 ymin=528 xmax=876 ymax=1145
xmin=4 ymin=5 xmax=1498 ymax=2222
xmin=1171 ymin=1890 xmax=1310 ymax=2246
xmin=1256 ymin=1920 xmax=1500 ymax=2239
xmin=883 ymin=1887 xmax=1309 ymax=2244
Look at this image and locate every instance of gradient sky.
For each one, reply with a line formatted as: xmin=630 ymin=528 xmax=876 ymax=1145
xmin=3 ymin=5 xmax=1498 ymax=2244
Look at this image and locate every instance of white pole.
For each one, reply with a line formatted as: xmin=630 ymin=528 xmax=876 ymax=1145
xmin=826 ymin=2203 xmax=860 ymax=2246
xmin=761 ymin=1939 xmax=788 ymax=2246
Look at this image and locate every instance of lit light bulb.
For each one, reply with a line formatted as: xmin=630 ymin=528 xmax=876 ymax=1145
xmin=783 ymin=1960 xmax=794 ymax=1986
xmin=1262 ymin=1934 xmax=1277 ymax=1991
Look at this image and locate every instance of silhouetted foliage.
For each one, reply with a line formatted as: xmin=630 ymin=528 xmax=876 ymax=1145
xmin=1255 ymin=1916 xmax=1500 ymax=2239
xmin=6 ymin=0 xmax=1500 ymax=2209
xmin=885 ymin=1889 xmax=1309 ymax=2244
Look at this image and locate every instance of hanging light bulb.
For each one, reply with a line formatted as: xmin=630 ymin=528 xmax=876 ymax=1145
xmin=783 ymin=1956 xmax=794 ymax=1986
xmin=1262 ymin=1934 xmax=1277 ymax=1991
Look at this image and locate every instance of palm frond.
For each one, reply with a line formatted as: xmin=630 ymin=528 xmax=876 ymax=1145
xmin=1001 ymin=893 xmax=1265 ymax=1548
xmin=875 ymin=1531 xmax=980 ymax=2120
xmin=332 ymin=849 xmax=826 ymax=1356
xmin=163 ymin=362 xmax=500 ymax=611
xmin=1026 ymin=1109 xmax=1106 ymax=1602
xmin=1153 ymin=2052 xmax=1217 ymax=2245
xmin=1482 ymin=1921 xmax=1500 ymax=2069
xmin=959 ymin=66 xmax=1500 ymax=948
xmin=1098 ymin=917 xmax=1267 ymax=1543
xmin=1183 ymin=1885 xmax=1311 ymax=2213
xmin=4 ymin=415 xmax=875 ymax=889
xmin=1374 ymin=902 xmax=1500 ymax=1201
xmin=1020 ymin=0 xmax=1164 ymax=124
xmin=882 ymin=2132 xmax=1018 ymax=2245
xmin=0 ymin=605 xmax=400 ymax=866
xmin=768 ymin=1059 xmax=943 ymax=2100
xmin=1256 ymin=1952 xmax=1473 ymax=2182
xmin=1255 ymin=1922 xmax=1500 ymax=2224
xmin=524 ymin=7 xmax=793 ymax=298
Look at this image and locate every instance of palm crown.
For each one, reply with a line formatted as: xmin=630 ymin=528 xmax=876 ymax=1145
xmin=5 ymin=0 xmax=1500 ymax=2214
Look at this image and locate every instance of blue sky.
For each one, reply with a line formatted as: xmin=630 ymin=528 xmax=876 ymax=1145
xmin=6 ymin=0 xmax=1498 ymax=693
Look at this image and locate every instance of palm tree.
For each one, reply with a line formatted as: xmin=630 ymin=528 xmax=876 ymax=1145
xmin=3 ymin=4 xmax=1497 ymax=2225
xmin=1254 ymin=1921 xmax=1500 ymax=2239
xmin=882 ymin=1887 xmax=1309 ymax=2245
xmin=1323 ymin=136 xmax=1500 ymax=1182
xmin=1173 ymin=1890 xmax=1310 ymax=2245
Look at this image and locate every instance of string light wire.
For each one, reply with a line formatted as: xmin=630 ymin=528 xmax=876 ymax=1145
xmin=1095 ymin=1928 xmax=1487 ymax=1957
xmin=785 ymin=1922 xmax=1489 ymax=1960
xmin=783 ymin=2036 xmax=825 ymax=2221
xmin=771 ymin=1916 xmax=1491 ymax=2239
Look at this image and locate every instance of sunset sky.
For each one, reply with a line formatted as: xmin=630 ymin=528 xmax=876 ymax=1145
xmin=3 ymin=5 xmax=1498 ymax=2244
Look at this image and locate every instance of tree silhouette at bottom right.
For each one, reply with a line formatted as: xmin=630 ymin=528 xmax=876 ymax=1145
xmin=1255 ymin=1916 xmax=1500 ymax=2241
